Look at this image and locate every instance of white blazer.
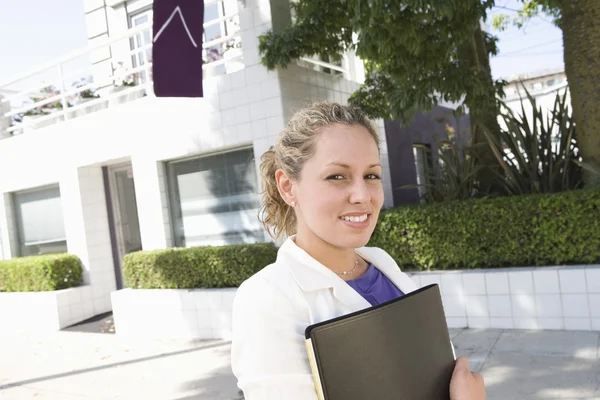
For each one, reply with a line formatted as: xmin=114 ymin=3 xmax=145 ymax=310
xmin=231 ymin=236 xmax=419 ymax=400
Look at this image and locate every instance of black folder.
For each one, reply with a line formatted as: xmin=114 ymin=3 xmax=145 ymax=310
xmin=305 ymin=284 xmax=455 ymax=400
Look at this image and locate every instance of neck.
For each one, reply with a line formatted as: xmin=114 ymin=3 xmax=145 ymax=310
xmin=294 ymin=229 xmax=359 ymax=278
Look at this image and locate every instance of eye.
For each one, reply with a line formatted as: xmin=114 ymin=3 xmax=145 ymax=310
xmin=365 ymin=173 xmax=382 ymax=180
xmin=327 ymin=174 xmax=345 ymax=180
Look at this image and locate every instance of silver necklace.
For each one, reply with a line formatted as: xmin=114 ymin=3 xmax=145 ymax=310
xmin=335 ymin=259 xmax=359 ymax=276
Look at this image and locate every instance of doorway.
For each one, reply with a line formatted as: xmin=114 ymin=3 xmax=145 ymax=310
xmin=106 ymin=164 xmax=142 ymax=289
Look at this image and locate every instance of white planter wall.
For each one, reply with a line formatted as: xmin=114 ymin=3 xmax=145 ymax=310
xmin=0 ymin=285 xmax=97 ymax=334
xmin=409 ymin=265 xmax=600 ymax=332
xmin=110 ymin=265 xmax=600 ymax=341
xmin=111 ymin=288 xmax=236 ymax=340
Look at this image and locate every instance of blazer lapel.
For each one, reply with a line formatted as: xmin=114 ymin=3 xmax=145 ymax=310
xmin=280 ymin=238 xmax=371 ymax=312
xmin=330 ymin=278 xmax=371 ymax=312
xmin=279 ymin=237 xmax=417 ymax=312
xmin=355 ymin=247 xmax=419 ymax=295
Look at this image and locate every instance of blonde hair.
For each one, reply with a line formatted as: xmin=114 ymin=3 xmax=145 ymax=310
xmin=259 ymin=101 xmax=380 ymax=240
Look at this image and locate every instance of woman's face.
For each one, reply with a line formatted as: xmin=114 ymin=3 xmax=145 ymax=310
xmin=292 ymin=123 xmax=384 ymax=250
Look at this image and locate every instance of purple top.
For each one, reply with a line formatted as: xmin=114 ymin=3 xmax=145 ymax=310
xmin=346 ymin=264 xmax=404 ymax=306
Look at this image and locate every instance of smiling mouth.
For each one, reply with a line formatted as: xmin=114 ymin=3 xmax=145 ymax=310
xmin=339 ymin=214 xmax=369 ymax=223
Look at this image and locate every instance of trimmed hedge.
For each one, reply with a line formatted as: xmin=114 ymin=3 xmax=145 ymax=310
xmin=0 ymin=253 xmax=83 ymax=292
xmin=369 ymin=187 xmax=600 ymax=270
xmin=123 ymin=242 xmax=278 ymax=289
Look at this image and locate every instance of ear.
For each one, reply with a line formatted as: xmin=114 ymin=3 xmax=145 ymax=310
xmin=275 ymin=169 xmax=295 ymax=207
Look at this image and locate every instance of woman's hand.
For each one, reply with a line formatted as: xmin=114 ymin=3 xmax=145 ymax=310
xmin=449 ymin=357 xmax=486 ymax=400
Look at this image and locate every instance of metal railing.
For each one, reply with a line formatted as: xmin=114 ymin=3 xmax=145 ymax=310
xmin=0 ymin=8 xmax=354 ymax=138
xmin=299 ymin=57 xmax=348 ymax=75
xmin=0 ymin=15 xmax=243 ymax=137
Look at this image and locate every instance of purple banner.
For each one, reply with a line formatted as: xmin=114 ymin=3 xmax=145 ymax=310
xmin=152 ymin=0 xmax=204 ymax=97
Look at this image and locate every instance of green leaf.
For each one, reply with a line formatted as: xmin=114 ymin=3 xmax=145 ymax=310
xmin=123 ymin=243 xmax=278 ymax=289
xmin=0 ymin=254 xmax=83 ymax=292
xmin=369 ymin=186 xmax=600 ymax=270
xmin=259 ymin=0 xmax=503 ymax=126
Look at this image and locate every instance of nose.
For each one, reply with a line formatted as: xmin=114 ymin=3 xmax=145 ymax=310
xmin=348 ymin=178 xmax=371 ymax=204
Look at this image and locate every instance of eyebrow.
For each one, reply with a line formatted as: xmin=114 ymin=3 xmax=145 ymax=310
xmin=326 ymin=162 xmax=382 ymax=168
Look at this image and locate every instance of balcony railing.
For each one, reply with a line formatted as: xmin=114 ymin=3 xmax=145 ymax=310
xmin=0 ymin=16 xmax=243 ymax=138
xmin=0 ymin=7 xmax=354 ymax=139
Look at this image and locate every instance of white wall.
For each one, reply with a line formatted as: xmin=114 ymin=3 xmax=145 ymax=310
xmin=112 ymin=288 xmax=236 ymax=339
xmin=60 ymin=166 xmax=115 ymax=314
xmin=0 ymin=194 xmax=16 ymax=260
xmin=1 ymin=286 xmax=97 ymax=333
xmin=0 ymin=0 xmax=376 ymax=330
xmin=110 ymin=265 xmax=600 ymax=341
xmin=0 ymin=96 xmax=10 ymax=140
xmin=501 ymin=84 xmax=570 ymax=131
xmin=0 ymin=62 xmax=373 ymax=260
xmin=0 ymin=0 xmax=373 ymax=253
xmin=84 ymin=0 xmax=113 ymax=89
xmin=411 ymin=265 xmax=600 ymax=332
xmin=132 ymin=156 xmax=171 ymax=250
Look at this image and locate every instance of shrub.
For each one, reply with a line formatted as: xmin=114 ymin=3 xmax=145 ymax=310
xmin=369 ymin=186 xmax=600 ymax=270
xmin=123 ymin=242 xmax=278 ymax=289
xmin=0 ymin=253 xmax=83 ymax=292
xmin=407 ymin=90 xmax=598 ymax=204
xmin=481 ymin=89 xmax=591 ymax=195
xmin=408 ymin=138 xmax=487 ymax=203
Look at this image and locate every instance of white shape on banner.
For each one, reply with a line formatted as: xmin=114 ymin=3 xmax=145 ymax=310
xmin=153 ymin=5 xmax=198 ymax=48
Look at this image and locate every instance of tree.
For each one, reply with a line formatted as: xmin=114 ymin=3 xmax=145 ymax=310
xmin=259 ymin=0 xmax=505 ymax=191
xmin=493 ymin=0 xmax=600 ymax=186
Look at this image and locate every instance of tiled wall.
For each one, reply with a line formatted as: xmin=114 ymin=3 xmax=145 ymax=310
xmin=112 ymin=288 xmax=237 ymax=340
xmin=410 ymin=265 xmax=600 ymax=332
xmin=157 ymin=162 xmax=173 ymax=248
xmin=132 ymin=156 xmax=172 ymax=250
xmin=0 ymin=96 xmax=10 ymax=140
xmin=0 ymin=0 xmax=380 ymax=335
xmin=1 ymin=286 xmax=96 ymax=333
xmin=0 ymin=193 xmax=15 ymax=260
xmin=110 ymin=265 xmax=600 ymax=340
xmin=56 ymin=286 xmax=97 ymax=329
xmin=61 ymin=166 xmax=115 ymax=316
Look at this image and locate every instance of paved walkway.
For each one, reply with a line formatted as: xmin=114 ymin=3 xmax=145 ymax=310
xmin=0 ymin=327 xmax=598 ymax=399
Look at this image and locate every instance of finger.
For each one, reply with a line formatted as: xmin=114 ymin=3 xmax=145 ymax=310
xmin=472 ymin=371 xmax=485 ymax=385
xmin=454 ymin=356 xmax=471 ymax=372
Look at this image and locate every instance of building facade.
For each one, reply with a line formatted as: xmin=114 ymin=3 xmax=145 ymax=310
xmin=502 ymin=68 xmax=570 ymax=121
xmin=0 ymin=0 xmax=395 ymax=327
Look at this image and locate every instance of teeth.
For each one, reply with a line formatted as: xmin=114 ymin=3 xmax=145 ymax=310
xmin=340 ymin=214 xmax=368 ymax=223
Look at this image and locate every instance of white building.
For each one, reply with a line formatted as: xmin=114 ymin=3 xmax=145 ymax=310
xmin=502 ymin=68 xmax=570 ymax=120
xmin=0 ymin=0 xmax=394 ymax=329
xmin=499 ymin=68 xmax=570 ymax=151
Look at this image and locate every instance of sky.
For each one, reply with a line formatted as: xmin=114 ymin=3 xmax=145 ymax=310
xmin=0 ymin=0 xmax=89 ymax=89
xmin=487 ymin=0 xmax=564 ymax=80
xmin=0 ymin=0 xmax=564 ymax=89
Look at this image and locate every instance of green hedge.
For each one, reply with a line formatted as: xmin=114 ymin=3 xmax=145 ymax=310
xmin=369 ymin=187 xmax=600 ymax=270
xmin=0 ymin=253 xmax=83 ymax=292
xmin=123 ymin=242 xmax=278 ymax=289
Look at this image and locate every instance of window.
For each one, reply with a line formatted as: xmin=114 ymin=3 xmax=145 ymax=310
xmin=167 ymin=148 xmax=265 ymax=247
xmin=289 ymin=4 xmax=344 ymax=76
xmin=413 ymin=144 xmax=432 ymax=202
xmin=130 ymin=10 xmax=153 ymax=84
xmin=12 ymin=185 xmax=67 ymax=257
xmin=298 ymin=54 xmax=344 ymax=76
xmin=203 ymin=0 xmax=241 ymax=70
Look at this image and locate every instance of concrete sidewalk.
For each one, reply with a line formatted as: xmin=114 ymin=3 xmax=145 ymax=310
xmin=0 ymin=328 xmax=598 ymax=399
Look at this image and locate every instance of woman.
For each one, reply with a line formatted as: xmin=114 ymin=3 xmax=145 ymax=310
xmin=231 ymin=102 xmax=485 ymax=400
